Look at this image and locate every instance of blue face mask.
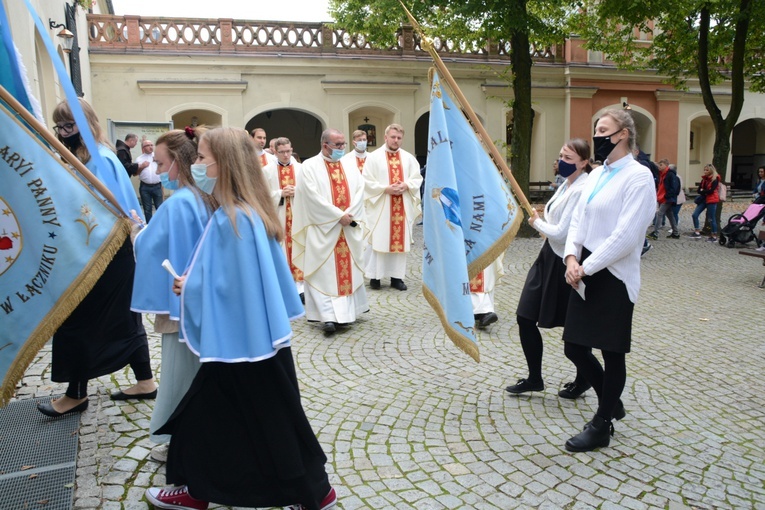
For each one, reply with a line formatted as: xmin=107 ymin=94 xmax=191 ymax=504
xmin=354 ymin=140 xmax=367 ymax=152
xmin=330 ymin=148 xmax=345 ymax=162
xmin=159 ymin=162 xmax=179 ymax=190
xmin=191 ymin=163 xmax=217 ymax=194
xmin=557 ymin=159 xmax=578 ymax=178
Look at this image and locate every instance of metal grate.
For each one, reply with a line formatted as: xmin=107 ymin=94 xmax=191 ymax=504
xmin=0 ymin=397 xmax=80 ymax=510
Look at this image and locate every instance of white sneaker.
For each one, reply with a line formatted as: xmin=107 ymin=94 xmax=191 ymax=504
xmin=756 ymin=246 xmax=765 ymax=252
xmin=150 ymin=443 xmax=169 ymax=463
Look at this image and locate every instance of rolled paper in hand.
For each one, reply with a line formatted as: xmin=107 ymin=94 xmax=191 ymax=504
xmin=161 ymin=259 xmax=180 ymax=279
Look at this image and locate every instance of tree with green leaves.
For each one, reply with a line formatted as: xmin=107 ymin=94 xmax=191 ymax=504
xmin=329 ymin=0 xmax=571 ymax=199
xmin=573 ymin=0 xmax=764 ymax=187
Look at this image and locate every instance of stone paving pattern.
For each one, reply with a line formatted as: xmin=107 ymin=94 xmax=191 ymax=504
xmin=13 ymin=202 xmax=765 ymax=509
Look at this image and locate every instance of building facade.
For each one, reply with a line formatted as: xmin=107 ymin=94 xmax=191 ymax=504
xmin=5 ymin=2 xmax=765 ymax=190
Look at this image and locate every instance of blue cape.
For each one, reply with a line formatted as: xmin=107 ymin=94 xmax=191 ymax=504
xmin=131 ymin=187 xmax=212 ymax=318
xmin=180 ymin=207 xmax=305 ymax=362
xmin=85 ymin=145 xmax=143 ymax=219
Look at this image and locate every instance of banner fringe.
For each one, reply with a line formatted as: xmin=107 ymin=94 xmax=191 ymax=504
xmin=0 ymin=218 xmax=131 ymax=407
xmin=468 ymin=206 xmax=523 ymax=281
xmin=422 ymin=286 xmax=480 ymax=363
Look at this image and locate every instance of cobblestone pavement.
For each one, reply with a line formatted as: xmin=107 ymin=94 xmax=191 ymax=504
xmin=14 ymin=202 xmax=765 ymax=509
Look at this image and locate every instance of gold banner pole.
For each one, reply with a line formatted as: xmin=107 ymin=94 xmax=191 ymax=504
xmin=398 ymin=1 xmax=535 ymax=216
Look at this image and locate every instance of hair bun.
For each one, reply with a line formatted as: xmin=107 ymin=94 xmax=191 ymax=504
xmin=184 ymin=126 xmax=195 ymax=139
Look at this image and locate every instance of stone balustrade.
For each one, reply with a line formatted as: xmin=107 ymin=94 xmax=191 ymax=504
xmin=86 ymin=14 xmax=558 ymax=61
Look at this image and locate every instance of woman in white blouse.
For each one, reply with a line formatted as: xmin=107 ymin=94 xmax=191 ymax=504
xmin=507 ymin=139 xmax=592 ymax=399
xmin=562 ymin=109 xmax=656 ymax=452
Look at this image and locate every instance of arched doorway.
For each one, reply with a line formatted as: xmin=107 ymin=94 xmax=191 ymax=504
xmin=732 ymin=118 xmax=765 ymax=189
xmin=171 ymin=109 xmax=223 ymax=132
xmin=346 ymin=106 xmax=396 ymax=153
xmin=246 ymin=109 xmax=323 ymax=162
xmin=414 ymin=112 xmax=429 ymax=167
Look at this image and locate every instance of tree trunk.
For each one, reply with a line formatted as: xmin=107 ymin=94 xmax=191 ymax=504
xmin=508 ymin=9 xmax=535 ymax=237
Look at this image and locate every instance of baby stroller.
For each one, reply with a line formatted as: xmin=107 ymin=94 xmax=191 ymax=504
xmin=718 ymin=201 xmax=765 ymax=247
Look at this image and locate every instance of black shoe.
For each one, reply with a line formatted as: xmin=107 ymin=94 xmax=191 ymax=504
xmin=505 ymin=378 xmax=544 ymax=394
xmin=558 ymin=381 xmax=591 ymax=399
xmin=299 ymin=292 xmax=305 ymax=304
xmin=613 ymin=400 xmax=626 ymax=421
xmin=323 ymin=322 xmax=337 ymax=335
xmin=565 ymin=415 xmax=613 ymax=452
xmin=667 ymin=233 xmax=680 ymax=239
xmin=390 ymin=278 xmax=407 ymax=291
xmin=37 ymin=399 xmax=89 ymax=418
xmin=110 ymin=389 xmax=158 ymax=401
xmin=369 ymin=279 xmax=381 ymax=290
xmin=476 ymin=312 xmax=498 ymax=330
xmin=646 ymin=232 xmax=658 ymax=240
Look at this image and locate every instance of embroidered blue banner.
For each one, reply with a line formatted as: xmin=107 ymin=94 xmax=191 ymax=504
xmin=422 ymin=71 xmax=521 ymax=362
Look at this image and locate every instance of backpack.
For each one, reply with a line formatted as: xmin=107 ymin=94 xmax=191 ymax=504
xmin=718 ymin=180 xmax=727 ymax=201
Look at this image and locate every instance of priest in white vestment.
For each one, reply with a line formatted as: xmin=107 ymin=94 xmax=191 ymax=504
xmin=292 ymin=128 xmax=369 ymax=335
xmin=251 ymin=127 xmax=281 ymax=207
xmin=274 ymin=137 xmax=305 ymax=299
xmin=471 ymin=255 xmax=505 ymax=330
xmin=363 ymin=124 xmax=422 ymax=291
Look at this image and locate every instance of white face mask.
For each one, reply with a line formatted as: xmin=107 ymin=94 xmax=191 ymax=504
xmin=191 ymin=163 xmax=217 ymax=194
xmin=355 ymin=140 xmax=367 ymax=152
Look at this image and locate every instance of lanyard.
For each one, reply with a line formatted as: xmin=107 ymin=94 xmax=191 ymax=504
xmin=587 ymin=161 xmax=627 ymax=204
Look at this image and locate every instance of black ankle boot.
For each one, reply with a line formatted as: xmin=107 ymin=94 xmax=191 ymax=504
xmin=565 ymin=415 xmax=613 ymax=452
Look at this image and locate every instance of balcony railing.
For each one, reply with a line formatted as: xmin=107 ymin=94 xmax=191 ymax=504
xmin=86 ymin=15 xmax=558 ymax=62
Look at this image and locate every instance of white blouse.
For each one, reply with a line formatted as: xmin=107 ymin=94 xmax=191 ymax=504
xmin=533 ymin=171 xmax=589 ymax=258
xmin=564 ymin=154 xmax=656 ymax=303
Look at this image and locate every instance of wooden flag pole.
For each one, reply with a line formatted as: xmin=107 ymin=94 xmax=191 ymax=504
xmin=398 ymin=1 xmax=535 ymax=216
xmin=0 ymin=85 xmax=128 ymax=219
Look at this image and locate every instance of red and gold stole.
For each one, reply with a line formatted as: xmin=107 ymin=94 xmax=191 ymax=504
xmin=325 ymin=160 xmax=353 ymax=296
xmin=259 ymin=153 xmax=269 ymax=168
xmin=469 ymin=270 xmax=485 ymax=293
xmin=356 ymin=156 xmax=365 ymax=174
xmin=279 ymin=164 xmax=302 ymax=282
xmin=387 ymin=151 xmax=405 ymax=252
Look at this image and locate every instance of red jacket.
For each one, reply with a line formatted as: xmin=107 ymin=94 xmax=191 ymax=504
xmin=698 ymin=175 xmax=720 ymax=204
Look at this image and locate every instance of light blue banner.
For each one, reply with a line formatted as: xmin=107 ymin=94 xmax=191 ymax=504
xmin=422 ymin=71 xmax=521 ymax=362
xmin=0 ymin=97 xmax=125 ymax=405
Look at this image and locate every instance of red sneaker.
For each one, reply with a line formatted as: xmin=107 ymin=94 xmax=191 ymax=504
xmin=145 ymin=486 xmax=209 ymax=510
xmin=288 ymin=486 xmax=337 ymax=510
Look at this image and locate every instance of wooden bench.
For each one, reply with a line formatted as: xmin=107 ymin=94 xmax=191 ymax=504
xmin=528 ymin=181 xmax=555 ymax=203
xmin=738 ymin=230 xmax=765 ymax=288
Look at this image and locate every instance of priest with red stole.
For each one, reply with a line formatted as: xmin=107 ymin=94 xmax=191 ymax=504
xmin=362 ymin=124 xmax=422 ymax=291
xmin=273 ymin=137 xmax=305 ymax=301
xmin=292 ymin=128 xmax=369 ymax=335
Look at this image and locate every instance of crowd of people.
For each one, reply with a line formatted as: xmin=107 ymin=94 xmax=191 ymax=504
xmin=36 ymin=97 xmax=764 ymax=509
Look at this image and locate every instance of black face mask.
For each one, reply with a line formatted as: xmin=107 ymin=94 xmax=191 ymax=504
xmin=61 ymin=132 xmax=82 ymax=151
xmin=592 ymin=130 xmax=621 ymax=162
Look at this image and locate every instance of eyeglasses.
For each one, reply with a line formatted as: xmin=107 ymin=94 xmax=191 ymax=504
xmin=53 ymin=122 xmax=76 ymax=133
xmin=276 ymin=149 xmax=293 ymax=155
xmin=325 ymin=141 xmax=347 ymax=149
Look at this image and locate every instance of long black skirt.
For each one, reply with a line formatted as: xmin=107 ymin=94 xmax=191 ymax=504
xmin=562 ymin=248 xmax=634 ymax=353
xmin=52 ymin=239 xmax=148 ymax=382
xmin=516 ymin=240 xmax=571 ymax=328
xmin=157 ymin=347 xmax=330 ymax=510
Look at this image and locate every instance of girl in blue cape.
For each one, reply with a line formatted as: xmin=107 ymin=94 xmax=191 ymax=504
xmin=146 ymin=128 xmax=337 ymax=510
xmin=37 ymin=99 xmax=155 ymax=418
xmin=130 ymin=127 xmax=217 ymax=462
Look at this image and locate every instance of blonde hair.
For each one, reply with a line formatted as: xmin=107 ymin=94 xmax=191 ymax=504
xmin=52 ymin=99 xmax=111 ymax=164
xmin=598 ymin=109 xmax=636 ymax=153
xmin=351 ymin=129 xmax=366 ymax=140
xmin=385 ymin=123 xmax=405 ymax=136
xmin=200 ymin=127 xmax=282 ymax=240
xmin=704 ymin=164 xmax=719 ymax=180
